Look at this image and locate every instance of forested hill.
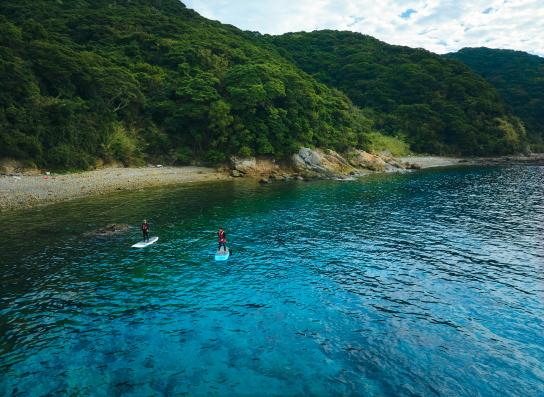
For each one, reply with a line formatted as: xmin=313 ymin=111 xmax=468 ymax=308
xmin=0 ymin=0 xmax=376 ymax=169
xmin=0 ymin=1 xmax=527 ymax=170
xmin=447 ymin=48 xmax=544 ymax=151
xmin=267 ymin=30 xmax=526 ymax=155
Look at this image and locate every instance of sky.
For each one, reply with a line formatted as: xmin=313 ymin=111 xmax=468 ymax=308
xmin=183 ymin=0 xmax=544 ymax=56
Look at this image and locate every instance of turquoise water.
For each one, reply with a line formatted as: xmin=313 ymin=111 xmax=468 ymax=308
xmin=1 ymin=166 xmax=543 ymax=396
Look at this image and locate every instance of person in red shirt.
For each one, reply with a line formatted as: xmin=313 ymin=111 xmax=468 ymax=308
xmin=141 ymin=219 xmax=150 ymax=242
xmin=217 ymin=228 xmax=227 ymax=252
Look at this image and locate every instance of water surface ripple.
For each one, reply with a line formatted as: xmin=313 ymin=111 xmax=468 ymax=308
xmin=1 ymin=166 xmax=543 ymax=396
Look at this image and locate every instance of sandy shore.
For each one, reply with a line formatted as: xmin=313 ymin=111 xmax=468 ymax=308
xmin=0 ymin=166 xmax=228 ymax=212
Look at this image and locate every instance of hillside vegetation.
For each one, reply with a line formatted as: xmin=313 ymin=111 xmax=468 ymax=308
xmin=0 ymin=1 xmax=529 ymax=170
xmin=268 ymin=30 xmax=526 ymax=155
xmin=447 ymin=48 xmax=544 ymax=151
xmin=0 ymin=0 xmax=378 ymax=169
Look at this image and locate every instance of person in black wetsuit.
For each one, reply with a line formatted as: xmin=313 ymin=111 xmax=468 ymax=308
xmin=141 ymin=219 xmax=150 ymax=242
xmin=218 ymin=228 xmax=227 ymax=252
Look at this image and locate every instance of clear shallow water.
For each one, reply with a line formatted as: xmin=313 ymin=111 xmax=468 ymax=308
xmin=1 ymin=166 xmax=543 ymax=396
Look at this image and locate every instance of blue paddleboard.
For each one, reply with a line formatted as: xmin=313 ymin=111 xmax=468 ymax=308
xmin=215 ymin=249 xmax=230 ymax=261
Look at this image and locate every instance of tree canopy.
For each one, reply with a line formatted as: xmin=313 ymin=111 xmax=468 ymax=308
xmin=0 ymin=1 xmax=529 ymax=170
xmin=447 ymin=48 xmax=544 ymax=151
xmin=267 ymin=30 xmax=527 ymax=155
xmin=0 ymin=0 xmax=377 ymax=169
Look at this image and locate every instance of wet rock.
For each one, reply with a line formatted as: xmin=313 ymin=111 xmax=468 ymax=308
xmin=259 ymin=178 xmax=271 ymax=184
xmin=404 ymin=162 xmax=422 ymax=170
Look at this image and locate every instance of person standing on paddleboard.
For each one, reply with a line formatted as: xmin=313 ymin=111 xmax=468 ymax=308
xmin=141 ymin=219 xmax=150 ymax=242
xmin=218 ymin=228 xmax=227 ymax=252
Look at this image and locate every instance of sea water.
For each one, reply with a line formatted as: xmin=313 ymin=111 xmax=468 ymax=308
xmin=1 ymin=166 xmax=543 ymax=396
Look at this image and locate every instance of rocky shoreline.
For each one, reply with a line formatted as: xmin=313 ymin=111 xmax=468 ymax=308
xmin=1 ymin=150 xmax=543 ymax=212
xmin=228 ymin=148 xmax=424 ymax=184
xmin=228 ymin=148 xmax=544 ymax=183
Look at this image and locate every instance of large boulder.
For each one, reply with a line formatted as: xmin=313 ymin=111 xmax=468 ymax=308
xmin=230 ymin=156 xmax=257 ymax=174
xmin=291 ymin=148 xmax=356 ymax=177
xmin=292 ymin=148 xmax=328 ymax=175
xmin=345 ymin=150 xmax=386 ymax=172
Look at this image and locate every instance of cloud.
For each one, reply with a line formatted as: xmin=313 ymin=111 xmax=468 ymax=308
xmin=183 ymin=0 xmax=544 ymax=56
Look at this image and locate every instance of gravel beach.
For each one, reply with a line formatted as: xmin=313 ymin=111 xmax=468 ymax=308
xmin=399 ymin=156 xmax=466 ymax=168
xmin=2 ymin=154 xmax=542 ymax=212
xmin=0 ymin=166 xmax=228 ymax=212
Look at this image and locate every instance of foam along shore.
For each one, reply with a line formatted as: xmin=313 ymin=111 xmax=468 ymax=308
xmin=0 ymin=166 xmax=228 ymax=212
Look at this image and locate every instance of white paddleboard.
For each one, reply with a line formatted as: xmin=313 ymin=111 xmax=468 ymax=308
xmin=132 ymin=236 xmax=159 ymax=248
xmin=215 ymin=249 xmax=230 ymax=261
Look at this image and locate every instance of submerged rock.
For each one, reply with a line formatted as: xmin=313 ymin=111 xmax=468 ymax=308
xmin=85 ymin=223 xmax=132 ymax=237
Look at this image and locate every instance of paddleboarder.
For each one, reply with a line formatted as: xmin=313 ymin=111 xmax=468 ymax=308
xmin=141 ymin=219 xmax=150 ymax=242
xmin=218 ymin=227 xmax=227 ymax=252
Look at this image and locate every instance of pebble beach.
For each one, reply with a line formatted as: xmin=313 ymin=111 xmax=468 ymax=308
xmin=0 ymin=166 xmax=228 ymax=212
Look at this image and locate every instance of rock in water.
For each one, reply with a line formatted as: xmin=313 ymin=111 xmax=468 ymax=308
xmin=85 ymin=224 xmax=132 ymax=237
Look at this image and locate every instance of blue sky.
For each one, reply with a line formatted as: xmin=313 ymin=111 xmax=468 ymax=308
xmin=183 ymin=0 xmax=544 ymax=56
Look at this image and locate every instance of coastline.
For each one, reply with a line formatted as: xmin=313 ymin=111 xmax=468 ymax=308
xmin=1 ymin=154 xmax=543 ymax=212
xmin=0 ymin=166 xmax=229 ymax=212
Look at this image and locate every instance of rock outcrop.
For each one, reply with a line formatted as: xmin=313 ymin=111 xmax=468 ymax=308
xmin=345 ymin=150 xmax=387 ymax=172
xmin=228 ymin=148 xmax=427 ymax=182
xmin=229 ymin=156 xmax=282 ymax=177
xmin=291 ymin=148 xmax=356 ymax=177
xmin=230 ymin=156 xmax=258 ymax=175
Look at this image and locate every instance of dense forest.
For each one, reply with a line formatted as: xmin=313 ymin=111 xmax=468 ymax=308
xmin=0 ymin=1 xmax=530 ymax=170
xmin=0 ymin=0 xmax=378 ymax=169
xmin=267 ymin=30 xmax=527 ymax=155
xmin=447 ymin=48 xmax=544 ymax=151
